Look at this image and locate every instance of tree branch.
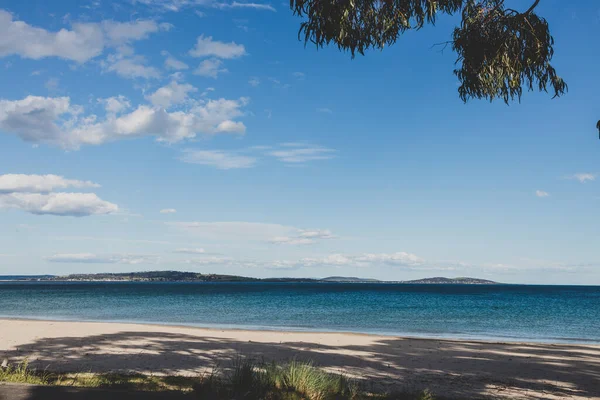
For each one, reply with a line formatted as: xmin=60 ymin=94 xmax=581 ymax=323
xmin=431 ymin=40 xmax=453 ymax=53
xmin=525 ymin=0 xmax=541 ymax=15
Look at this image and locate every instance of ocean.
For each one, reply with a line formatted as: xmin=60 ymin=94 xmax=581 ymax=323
xmin=1 ymin=282 xmax=599 ymax=343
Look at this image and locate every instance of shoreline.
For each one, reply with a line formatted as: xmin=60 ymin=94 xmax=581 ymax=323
xmin=1 ymin=318 xmax=599 ymax=399
xmin=1 ymin=316 xmax=598 ymax=345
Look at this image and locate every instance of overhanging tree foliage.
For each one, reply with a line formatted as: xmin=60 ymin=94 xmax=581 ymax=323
xmin=290 ymin=0 xmax=567 ymax=104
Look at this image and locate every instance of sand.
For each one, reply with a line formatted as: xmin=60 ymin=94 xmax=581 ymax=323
xmin=1 ymin=319 xmax=599 ymax=399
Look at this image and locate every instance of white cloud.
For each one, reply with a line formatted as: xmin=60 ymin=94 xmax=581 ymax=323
xmin=253 ymin=251 xmax=426 ymax=270
xmin=180 ymin=149 xmax=256 ymax=169
xmin=194 ymin=58 xmax=227 ymax=78
xmin=354 ymin=252 xmax=424 ymax=266
xmin=249 ymin=145 xmax=272 ymax=150
xmin=182 ymin=256 xmax=234 ymax=265
xmin=280 ymin=142 xmax=306 ymax=147
xmin=270 ymin=229 xmax=336 ymax=245
xmin=0 ymin=95 xmax=249 ymax=149
xmin=0 ymin=10 xmax=105 ymax=63
xmin=100 ymin=95 xmax=131 ymax=115
xmin=189 ymin=35 xmax=246 ymax=59
xmin=215 ymin=2 xmax=276 ymax=11
xmin=147 ymin=81 xmax=198 ymax=108
xmin=160 ymin=208 xmax=177 ymax=214
xmin=566 ymin=173 xmax=596 ymax=183
xmin=201 ymin=87 xmax=216 ymax=97
xmin=477 ymin=258 xmax=600 ymax=274
xmin=0 ymin=96 xmax=74 ymax=144
xmin=0 ymin=173 xmax=116 ymax=217
xmin=54 ymin=236 xmax=175 ymax=245
xmin=45 ymin=78 xmax=60 ymax=91
xmin=293 ymin=71 xmax=305 ymax=78
xmin=103 ymin=52 xmax=161 ymax=79
xmin=0 ymin=192 xmax=118 ymax=216
xmin=132 ymin=0 xmax=206 ymax=12
xmin=175 ymin=253 xmax=599 ymax=275
xmin=298 ymin=229 xmax=335 ymax=239
xmin=264 ymin=260 xmax=301 ymax=270
xmin=248 ymin=77 xmax=260 ymax=87
xmin=174 ymin=248 xmax=206 ymax=254
xmin=168 ymin=221 xmax=295 ymax=240
xmin=188 ymin=35 xmax=245 ymax=79
xmin=236 ymin=22 xmax=249 ymax=32
xmin=179 ymin=143 xmax=336 ymax=169
xmin=316 ymin=107 xmax=332 ymax=114
xmin=0 ymin=174 xmax=99 ymax=194
xmin=165 ymin=57 xmax=190 ymax=70
xmin=304 ymin=254 xmax=353 ymax=266
xmin=170 ymin=221 xmax=337 ymax=249
xmin=162 ymin=51 xmax=189 ymax=70
xmin=46 ymin=253 xmax=157 ymax=264
xmin=170 ymin=72 xmax=186 ymax=81
xmin=0 ymin=11 xmax=168 ymax=64
xmin=268 ymin=145 xmax=336 ymax=163
xmin=536 ymin=190 xmax=550 ymax=198
xmin=269 ymin=237 xmax=314 ymax=245
xmin=98 ymin=23 xmax=171 ymax=80
xmin=101 ymin=20 xmax=171 ymax=44
xmin=216 ymin=120 xmax=245 ymax=132
xmin=296 ymin=252 xmax=424 ymax=268
xmin=133 ymin=0 xmax=275 ymax=12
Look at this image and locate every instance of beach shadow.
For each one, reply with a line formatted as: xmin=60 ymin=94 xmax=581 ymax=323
xmin=3 ymin=330 xmax=600 ymax=399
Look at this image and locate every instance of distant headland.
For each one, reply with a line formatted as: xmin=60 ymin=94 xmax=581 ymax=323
xmin=1 ymin=271 xmax=500 ymax=284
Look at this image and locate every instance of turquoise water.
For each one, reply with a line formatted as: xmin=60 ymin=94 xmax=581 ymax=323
xmin=1 ymin=282 xmax=599 ymax=343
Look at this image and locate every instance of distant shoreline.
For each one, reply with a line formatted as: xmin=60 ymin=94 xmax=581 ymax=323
xmin=0 ymin=271 xmax=501 ymax=285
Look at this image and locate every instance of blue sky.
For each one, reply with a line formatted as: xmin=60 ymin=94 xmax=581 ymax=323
xmin=0 ymin=0 xmax=599 ymax=284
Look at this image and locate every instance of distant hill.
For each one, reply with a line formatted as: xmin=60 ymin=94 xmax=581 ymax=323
xmin=46 ymin=271 xmax=263 ymax=282
xmin=0 ymin=271 xmax=498 ymax=284
xmin=320 ymin=276 xmax=381 ymax=283
xmin=0 ymin=275 xmax=55 ymax=281
xmin=401 ymin=277 xmax=499 ymax=284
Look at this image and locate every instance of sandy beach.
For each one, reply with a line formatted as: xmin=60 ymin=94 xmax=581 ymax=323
xmin=1 ymin=319 xmax=599 ymax=399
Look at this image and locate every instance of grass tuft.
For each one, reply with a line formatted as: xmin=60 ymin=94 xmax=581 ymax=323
xmin=195 ymin=358 xmax=378 ymax=400
xmin=0 ymin=359 xmax=51 ymax=385
xmin=276 ymin=360 xmax=358 ymax=400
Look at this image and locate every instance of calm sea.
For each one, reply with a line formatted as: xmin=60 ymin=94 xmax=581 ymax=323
xmin=1 ymin=282 xmax=599 ymax=343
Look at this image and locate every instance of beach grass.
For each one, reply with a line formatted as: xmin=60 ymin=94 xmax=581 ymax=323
xmin=0 ymin=358 xmax=435 ymax=399
xmin=0 ymin=359 xmax=51 ymax=385
xmin=0 ymin=358 xmax=199 ymax=391
xmin=194 ymin=357 xmax=362 ymax=399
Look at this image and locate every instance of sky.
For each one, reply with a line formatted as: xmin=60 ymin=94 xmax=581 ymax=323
xmin=0 ymin=0 xmax=599 ymax=284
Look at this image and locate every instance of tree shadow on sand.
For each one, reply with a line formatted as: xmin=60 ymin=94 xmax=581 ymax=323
xmin=3 ymin=330 xmax=600 ymax=399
